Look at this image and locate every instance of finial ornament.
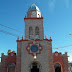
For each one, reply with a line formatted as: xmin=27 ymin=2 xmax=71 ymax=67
xmin=22 ymin=36 xmax=23 ymax=40
xmin=25 ymin=15 xmax=26 ymax=18
xmin=17 ymin=36 xmax=19 ymax=40
xmin=45 ymin=35 xmax=47 ymax=39
xmin=33 ymin=3 xmax=35 ymax=4
xmin=50 ymin=36 xmax=51 ymax=39
xmin=67 ymin=56 xmax=69 ymax=57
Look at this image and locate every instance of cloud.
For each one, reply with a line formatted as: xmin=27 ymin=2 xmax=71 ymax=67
xmin=49 ymin=0 xmax=56 ymax=9
xmin=68 ymin=56 xmax=72 ymax=62
xmin=65 ymin=0 xmax=69 ymax=8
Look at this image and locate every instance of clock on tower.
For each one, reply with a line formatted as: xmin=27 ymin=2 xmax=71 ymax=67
xmin=32 ymin=11 xmax=36 ymax=15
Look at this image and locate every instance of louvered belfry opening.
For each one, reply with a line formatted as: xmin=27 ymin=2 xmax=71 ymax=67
xmin=35 ymin=26 xmax=39 ymax=39
xmin=29 ymin=27 xmax=33 ymax=39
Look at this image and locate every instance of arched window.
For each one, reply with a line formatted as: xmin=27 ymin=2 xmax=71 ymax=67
xmin=7 ymin=64 xmax=15 ymax=72
xmin=35 ymin=26 xmax=39 ymax=39
xmin=29 ymin=27 xmax=33 ymax=39
xmin=54 ymin=63 xmax=61 ymax=72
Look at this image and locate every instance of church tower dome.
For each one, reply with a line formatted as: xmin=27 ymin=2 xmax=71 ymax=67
xmin=28 ymin=3 xmax=40 ymax=11
xmin=27 ymin=3 xmax=41 ymax=18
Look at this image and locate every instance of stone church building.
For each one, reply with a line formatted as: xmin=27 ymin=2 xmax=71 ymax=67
xmin=0 ymin=3 xmax=68 ymax=72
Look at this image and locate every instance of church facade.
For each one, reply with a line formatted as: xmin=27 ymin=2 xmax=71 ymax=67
xmin=0 ymin=3 xmax=68 ymax=72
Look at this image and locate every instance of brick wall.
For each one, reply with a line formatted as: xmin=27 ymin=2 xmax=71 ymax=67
xmin=48 ymin=41 xmax=55 ymax=72
xmin=16 ymin=39 xmax=55 ymax=72
xmin=0 ymin=62 xmax=1 ymax=72
xmin=24 ymin=18 xmax=44 ymax=39
xmin=5 ymin=52 xmax=16 ymax=72
xmin=1 ymin=53 xmax=6 ymax=72
xmin=53 ymin=51 xmax=68 ymax=72
xmin=16 ymin=42 xmax=22 ymax=72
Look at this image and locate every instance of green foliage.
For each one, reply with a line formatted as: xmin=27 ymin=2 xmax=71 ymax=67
xmin=8 ymin=49 xmax=11 ymax=53
xmin=12 ymin=51 xmax=15 ymax=53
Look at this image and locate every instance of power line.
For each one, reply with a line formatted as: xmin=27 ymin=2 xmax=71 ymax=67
xmin=52 ymin=45 xmax=72 ymax=49
xmin=0 ymin=28 xmax=72 ymax=50
xmin=0 ymin=29 xmax=21 ymax=38
xmin=0 ymin=24 xmax=24 ymax=33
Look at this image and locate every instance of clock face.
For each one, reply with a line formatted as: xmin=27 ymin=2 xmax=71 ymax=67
xmin=31 ymin=45 xmax=38 ymax=52
xmin=32 ymin=11 xmax=36 ymax=15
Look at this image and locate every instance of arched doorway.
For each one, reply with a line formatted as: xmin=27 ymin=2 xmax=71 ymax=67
xmin=29 ymin=61 xmax=41 ymax=72
xmin=29 ymin=27 xmax=33 ymax=39
xmin=31 ymin=62 xmax=39 ymax=72
xmin=7 ymin=64 xmax=15 ymax=72
xmin=54 ymin=63 xmax=61 ymax=72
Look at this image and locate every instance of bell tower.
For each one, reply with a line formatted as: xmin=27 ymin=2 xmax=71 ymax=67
xmin=16 ymin=3 xmax=55 ymax=72
xmin=24 ymin=3 xmax=44 ymax=39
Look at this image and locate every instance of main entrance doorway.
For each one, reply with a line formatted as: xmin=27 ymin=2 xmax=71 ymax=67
xmin=30 ymin=62 xmax=41 ymax=72
xmin=31 ymin=62 xmax=39 ymax=72
xmin=54 ymin=63 xmax=61 ymax=72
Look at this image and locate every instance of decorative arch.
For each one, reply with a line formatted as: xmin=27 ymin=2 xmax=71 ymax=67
xmin=28 ymin=61 xmax=42 ymax=72
xmin=35 ymin=26 xmax=39 ymax=39
xmin=7 ymin=63 xmax=16 ymax=72
xmin=29 ymin=26 xmax=33 ymax=39
xmin=54 ymin=62 xmax=62 ymax=72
